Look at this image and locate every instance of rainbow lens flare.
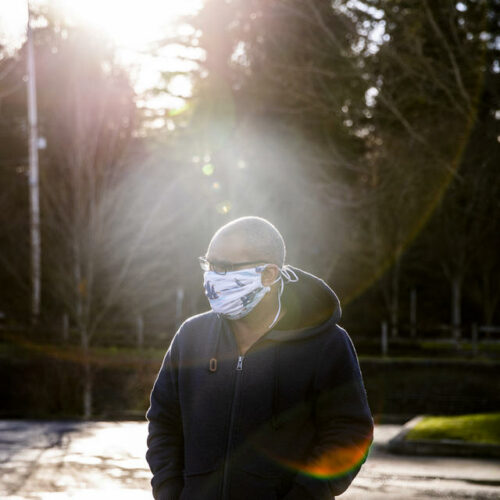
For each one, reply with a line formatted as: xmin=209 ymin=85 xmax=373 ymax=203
xmin=276 ymin=435 xmax=373 ymax=480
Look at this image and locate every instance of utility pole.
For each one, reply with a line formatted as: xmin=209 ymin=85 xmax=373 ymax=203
xmin=27 ymin=2 xmax=41 ymax=325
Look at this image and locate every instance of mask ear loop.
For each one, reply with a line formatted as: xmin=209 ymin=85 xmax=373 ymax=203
xmin=268 ymin=277 xmax=284 ymax=329
xmin=267 ymin=265 xmax=299 ymax=329
xmin=281 ymin=265 xmax=299 ymax=283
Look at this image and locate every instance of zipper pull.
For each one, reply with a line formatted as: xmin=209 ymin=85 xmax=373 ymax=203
xmin=236 ymin=356 xmax=244 ymax=371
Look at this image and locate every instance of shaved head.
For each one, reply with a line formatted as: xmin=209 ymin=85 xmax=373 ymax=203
xmin=207 ymin=216 xmax=286 ymax=267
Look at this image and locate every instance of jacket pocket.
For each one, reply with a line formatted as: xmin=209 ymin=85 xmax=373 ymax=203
xmin=237 ymin=460 xmax=295 ymax=499
xmin=180 ymin=466 xmax=220 ymax=500
xmin=230 ymin=466 xmax=280 ymax=500
xmin=239 ymin=459 xmax=282 ymax=478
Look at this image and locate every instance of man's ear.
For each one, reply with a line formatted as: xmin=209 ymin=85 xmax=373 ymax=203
xmin=261 ymin=264 xmax=280 ymax=287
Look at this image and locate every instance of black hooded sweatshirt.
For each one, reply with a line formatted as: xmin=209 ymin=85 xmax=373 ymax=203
xmin=146 ymin=266 xmax=374 ymax=500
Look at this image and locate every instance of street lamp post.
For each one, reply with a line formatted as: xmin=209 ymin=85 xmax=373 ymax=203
xmin=26 ymin=2 xmax=41 ymax=325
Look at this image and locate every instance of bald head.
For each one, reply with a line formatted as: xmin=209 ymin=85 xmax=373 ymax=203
xmin=207 ymin=216 xmax=286 ymax=267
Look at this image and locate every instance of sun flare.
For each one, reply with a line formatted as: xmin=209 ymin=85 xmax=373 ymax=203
xmin=55 ymin=0 xmax=202 ymax=48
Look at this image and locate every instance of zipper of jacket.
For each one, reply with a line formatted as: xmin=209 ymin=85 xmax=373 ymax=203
xmin=221 ymin=354 xmax=244 ymax=499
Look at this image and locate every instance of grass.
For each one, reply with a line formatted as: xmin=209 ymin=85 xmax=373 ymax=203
xmin=406 ymin=413 xmax=500 ymax=445
xmin=420 ymin=340 xmax=500 ymax=352
xmin=0 ymin=340 xmax=167 ymax=366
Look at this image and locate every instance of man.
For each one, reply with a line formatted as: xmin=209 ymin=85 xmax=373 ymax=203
xmin=146 ymin=216 xmax=373 ymax=500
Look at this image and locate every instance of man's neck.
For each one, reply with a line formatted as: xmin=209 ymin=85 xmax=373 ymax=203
xmin=229 ymin=296 xmax=285 ymax=355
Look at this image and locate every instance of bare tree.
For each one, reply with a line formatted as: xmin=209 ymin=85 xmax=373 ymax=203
xmin=0 ymin=41 xmax=32 ymax=322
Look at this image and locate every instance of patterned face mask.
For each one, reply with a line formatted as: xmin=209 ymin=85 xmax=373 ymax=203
xmin=203 ymin=265 xmax=298 ymax=327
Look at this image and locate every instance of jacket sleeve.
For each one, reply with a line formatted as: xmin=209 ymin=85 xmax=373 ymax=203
xmin=284 ymin=326 xmax=374 ymax=500
xmin=145 ymin=332 xmax=184 ymax=500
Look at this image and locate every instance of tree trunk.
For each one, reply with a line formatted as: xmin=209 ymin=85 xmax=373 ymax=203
xmin=81 ymin=328 xmax=92 ymax=419
xmin=27 ymin=15 xmax=41 ymax=325
xmin=73 ymin=249 xmax=92 ymax=418
xmin=175 ymin=287 xmax=184 ymax=330
xmin=451 ymin=275 xmax=462 ymax=339
xmin=136 ymin=314 xmax=144 ymax=348
xmin=381 ymin=321 xmax=388 ymax=356
xmin=410 ymin=288 xmax=417 ymax=337
xmin=480 ymin=269 xmax=498 ymax=328
xmin=390 ymin=258 xmax=400 ymax=338
xmin=62 ymin=313 xmax=69 ymax=343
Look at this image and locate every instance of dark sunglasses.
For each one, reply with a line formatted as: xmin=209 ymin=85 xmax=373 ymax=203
xmin=198 ymin=256 xmax=266 ymax=275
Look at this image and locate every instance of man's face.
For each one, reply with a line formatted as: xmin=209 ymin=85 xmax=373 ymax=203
xmin=205 ymin=233 xmax=262 ymax=273
xmin=204 ymin=232 xmax=279 ymax=286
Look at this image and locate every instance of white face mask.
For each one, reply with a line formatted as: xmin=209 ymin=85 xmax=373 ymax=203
xmin=203 ymin=265 xmax=298 ymax=328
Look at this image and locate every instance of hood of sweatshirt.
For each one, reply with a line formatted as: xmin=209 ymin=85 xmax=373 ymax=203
xmin=201 ymin=265 xmax=344 ymax=428
xmin=211 ymin=266 xmax=344 ymax=434
xmin=210 ymin=265 xmax=342 ymax=362
xmin=266 ymin=265 xmax=342 ymax=341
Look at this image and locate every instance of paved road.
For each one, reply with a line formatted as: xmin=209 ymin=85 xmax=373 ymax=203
xmin=0 ymin=420 xmax=499 ymax=499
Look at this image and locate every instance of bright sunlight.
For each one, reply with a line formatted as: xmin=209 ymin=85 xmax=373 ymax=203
xmin=57 ymin=0 xmax=202 ymax=48
xmin=0 ymin=0 xmax=203 ymax=109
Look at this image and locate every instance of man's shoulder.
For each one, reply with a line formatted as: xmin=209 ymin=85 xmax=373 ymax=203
xmin=322 ymin=323 xmax=360 ymax=363
xmin=175 ymin=310 xmax=220 ymax=340
xmin=182 ymin=309 xmax=218 ymax=326
xmin=168 ymin=311 xmax=220 ymax=359
xmin=311 ymin=320 xmax=357 ymax=354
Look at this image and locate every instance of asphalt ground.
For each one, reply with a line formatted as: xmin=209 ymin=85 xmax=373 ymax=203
xmin=0 ymin=420 xmax=499 ymax=499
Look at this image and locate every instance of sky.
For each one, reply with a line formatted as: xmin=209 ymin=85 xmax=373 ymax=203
xmin=0 ymin=0 xmax=203 ymax=109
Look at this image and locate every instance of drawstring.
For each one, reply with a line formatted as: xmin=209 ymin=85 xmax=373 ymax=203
xmin=270 ymin=266 xmax=298 ymax=425
xmin=210 ymin=266 xmax=299 ymax=369
xmin=272 ymin=343 xmax=280 ymax=429
xmin=281 ymin=265 xmax=299 ymax=283
xmin=209 ymin=317 xmax=223 ymax=373
xmin=268 ymin=278 xmax=284 ymax=330
xmin=268 ymin=265 xmax=299 ymax=330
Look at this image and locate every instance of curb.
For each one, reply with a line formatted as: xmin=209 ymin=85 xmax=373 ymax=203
xmin=387 ymin=415 xmax=500 ymax=458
